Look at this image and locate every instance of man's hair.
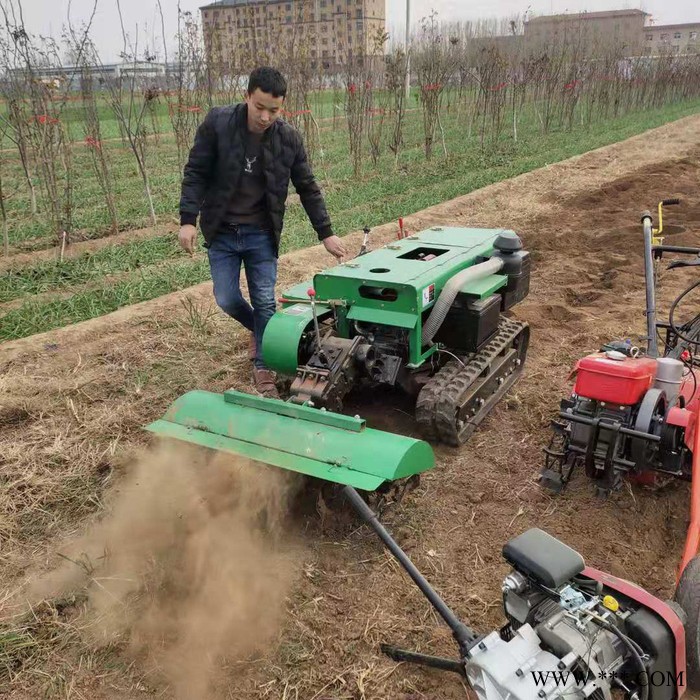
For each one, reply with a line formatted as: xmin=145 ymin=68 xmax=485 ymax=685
xmin=247 ymin=67 xmax=287 ymax=98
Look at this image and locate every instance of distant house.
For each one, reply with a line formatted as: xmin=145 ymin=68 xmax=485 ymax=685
xmin=469 ymin=34 xmax=523 ymax=59
xmin=200 ymin=0 xmax=386 ymax=73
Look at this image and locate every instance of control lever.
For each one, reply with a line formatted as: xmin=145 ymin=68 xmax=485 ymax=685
xmin=358 ymin=226 xmax=371 ymax=256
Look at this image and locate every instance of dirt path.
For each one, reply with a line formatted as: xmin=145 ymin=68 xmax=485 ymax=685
xmin=2 ymin=114 xmax=700 ymax=699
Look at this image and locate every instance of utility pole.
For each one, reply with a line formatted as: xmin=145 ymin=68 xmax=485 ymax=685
xmin=404 ymin=0 xmax=410 ymax=99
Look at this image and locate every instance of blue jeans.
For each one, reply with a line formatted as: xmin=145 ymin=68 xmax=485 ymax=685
xmin=207 ymin=225 xmax=277 ymax=369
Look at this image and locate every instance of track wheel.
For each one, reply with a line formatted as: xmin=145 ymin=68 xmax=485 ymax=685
xmin=674 ymin=555 xmax=700 ymax=690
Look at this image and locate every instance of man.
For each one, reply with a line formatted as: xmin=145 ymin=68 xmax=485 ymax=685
xmin=178 ymin=66 xmax=345 ymax=398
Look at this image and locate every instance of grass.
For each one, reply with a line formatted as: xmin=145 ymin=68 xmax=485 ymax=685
xmin=0 ymin=105 xmax=697 ymax=699
xmin=0 ymin=90 xmax=619 ymax=247
xmin=0 ymin=628 xmax=38 ymax=671
xmin=0 ymin=234 xmax=180 ymax=303
xmin=0 ymin=257 xmax=210 ymax=340
xmin=0 ymin=305 xmax=243 ymax=693
xmin=1 ymin=96 xmax=700 ymax=341
xmin=0 ymin=88 xmax=343 ymax=146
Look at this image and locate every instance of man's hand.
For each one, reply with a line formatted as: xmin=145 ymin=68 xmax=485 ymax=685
xmin=179 ymin=224 xmax=197 ymax=255
xmin=323 ymin=235 xmax=345 ymax=260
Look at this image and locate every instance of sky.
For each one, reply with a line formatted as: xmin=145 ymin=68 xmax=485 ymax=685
xmin=6 ymin=0 xmax=699 ymax=64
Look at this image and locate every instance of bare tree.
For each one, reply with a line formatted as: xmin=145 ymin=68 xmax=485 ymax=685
xmin=0 ymin=23 xmax=37 ymax=215
xmin=0 ymin=117 xmax=10 ymax=255
xmin=284 ymin=41 xmax=320 ymax=167
xmin=76 ymin=42 xmax=119 ymax=235
xmin=165 ymin=9 xmax=210 ymax=171
xmin=102 ymin=0 xmax=158 ymax=226
xmin=344 ymin=60 xmax=372 ymax=178
xmin=363 ymin=29 xmax=389 ymax=167
xmin=0 ymin=0 xmax=96 ymax=244
xmin=414 ymin=11 xmax=458 ymax=159
xmin=385 ymin=47 xmax=408 ymax=167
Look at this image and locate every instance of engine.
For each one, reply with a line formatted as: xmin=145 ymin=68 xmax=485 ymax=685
xmin=541 ymin=343 xmax=696 ymax=494
xmin=464 ymin=529 xmax=685 ymax=700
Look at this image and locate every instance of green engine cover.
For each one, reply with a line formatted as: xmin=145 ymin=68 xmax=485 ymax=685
xmin=143 ymin=228 xmax=519 ymax=492
xmin=264 ymin=226 xmax=511 ymax=370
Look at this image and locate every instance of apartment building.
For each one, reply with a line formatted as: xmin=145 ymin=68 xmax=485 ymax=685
xmin=200 ymin=0 xmax=385 ymax=70
xmin=524 ymin=9 xmax=648 ymax=53
xmin=643 ymin=23 xmax=700 ymax=54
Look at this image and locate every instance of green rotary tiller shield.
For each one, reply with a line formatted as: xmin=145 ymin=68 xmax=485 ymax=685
xmin=146 ymin=389 xmax=434 ymax=490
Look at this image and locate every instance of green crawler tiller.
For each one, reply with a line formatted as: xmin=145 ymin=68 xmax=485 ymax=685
xmin=147 ymin=225 xmax=530 ymax=491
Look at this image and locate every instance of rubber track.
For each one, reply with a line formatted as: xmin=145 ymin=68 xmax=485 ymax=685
xmin=416 ymin=317 xmax=528 ymax=446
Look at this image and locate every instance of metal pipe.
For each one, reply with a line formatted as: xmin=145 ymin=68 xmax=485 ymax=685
xmin=565 ymin=443 xmax=636 ymax=469
xmin=358 ymin=226 xmax=370 ymax=256
xmin=342 ymin=486 xmax=479 ymax=652
xmin=307 ymin=288 xmax=328 ymax=364
xmin=404 ymin=0 xmax=410 ymax=100
xmin=566 ymin=441 xmax=687 ymax=478
xmin=642 ymin=212 xmax=658 ymax=358
xmin=381 ymin=645 xmax=465 ymax=676
xmin=559 ymin=410 xmax=661 ymax=442
xmin=653 ymin=245 xmax=700 ymax=255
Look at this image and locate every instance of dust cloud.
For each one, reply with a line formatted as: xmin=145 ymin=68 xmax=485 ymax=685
xmin=27 ymin=441 xmax=304 ymax=699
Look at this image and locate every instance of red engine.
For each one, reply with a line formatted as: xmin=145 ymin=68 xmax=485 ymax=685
xmin=541 ymin=349 xmax=697 ymax=496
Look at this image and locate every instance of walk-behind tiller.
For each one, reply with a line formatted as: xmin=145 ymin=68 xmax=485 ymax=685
xmin=342 ymin=485 xmax=686 ymax=700
xmin=539 ymin=200 xmax=700 ymax=686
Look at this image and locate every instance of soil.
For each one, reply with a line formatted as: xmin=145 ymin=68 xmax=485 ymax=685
xmin=2 ymin=113 xmax=700 ymax=699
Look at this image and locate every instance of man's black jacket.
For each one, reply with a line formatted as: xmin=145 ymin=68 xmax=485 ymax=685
xmin=179 ymin=103 xmax=333 ymax=255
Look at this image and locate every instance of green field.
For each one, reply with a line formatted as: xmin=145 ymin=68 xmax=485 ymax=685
xmin=0 ymin=88 xmax=343 ymax=146
xmin=2 ymin=93 xmax=700 ymax=342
